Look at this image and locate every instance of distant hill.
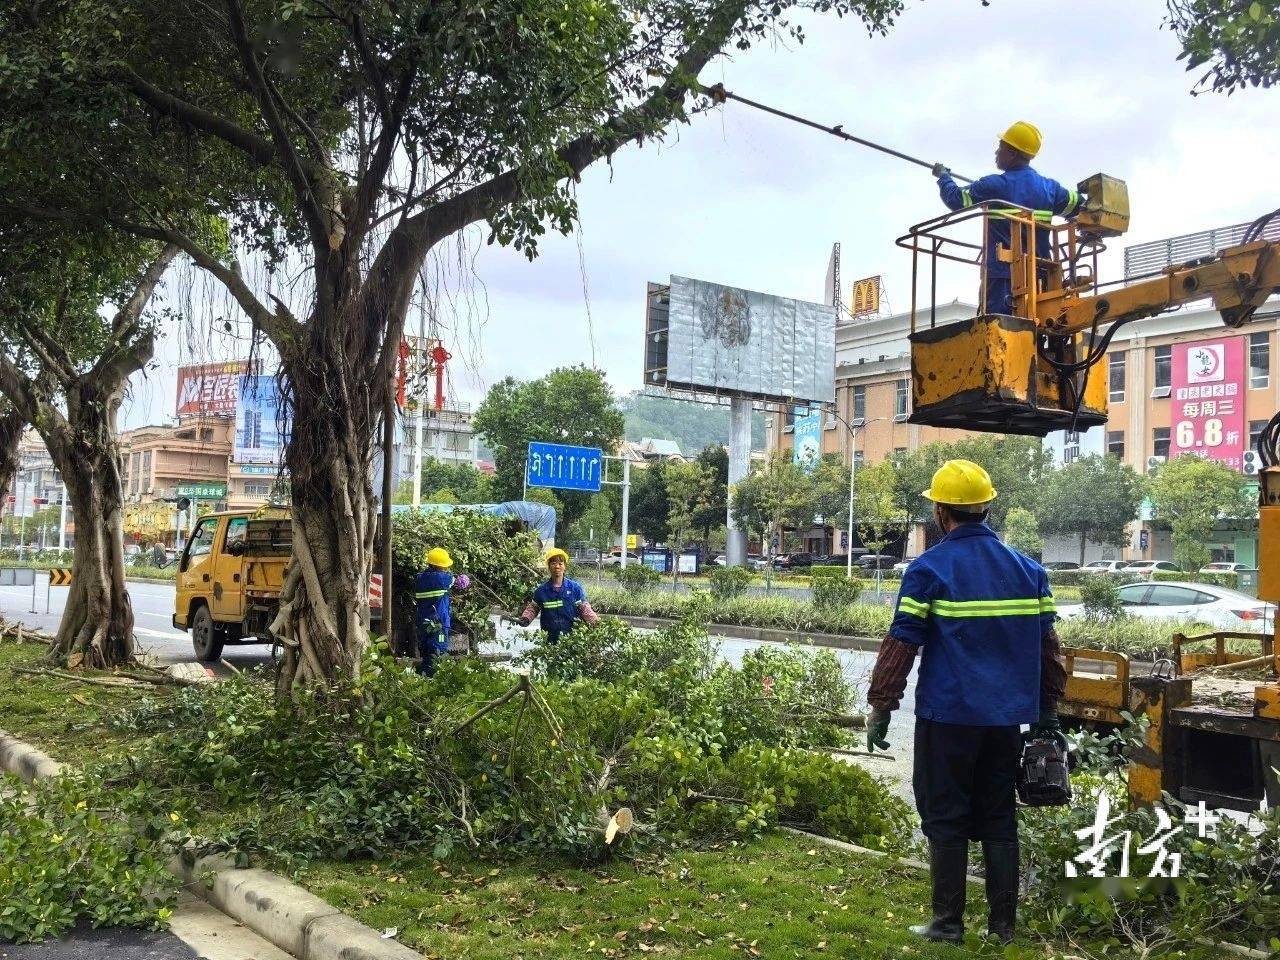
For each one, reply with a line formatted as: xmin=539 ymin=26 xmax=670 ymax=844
xmin=620 ymin=392 xmax=766 ymax=456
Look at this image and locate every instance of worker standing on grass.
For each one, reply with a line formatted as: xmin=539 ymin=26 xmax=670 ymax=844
xmin=414 ymin=547 xmax=470 ymax=676
xmin=933 ymin=122 xmax=1085 ymax=316
xmin=865 ymin=459 xmax=1066 ymax=945
xmin=518 ymin=548 xmax=600 ymax=644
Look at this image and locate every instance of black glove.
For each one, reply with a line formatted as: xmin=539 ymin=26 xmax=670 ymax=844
xmin=867 ymin=708 xmax=892 ymax=752
xmin=517 ymin=616 xmax=532 ymax=627
xmin=1030 ymin=705 xmax=1060 ymax=739
xmin=931 ymin=162 xmax=951 ymax=179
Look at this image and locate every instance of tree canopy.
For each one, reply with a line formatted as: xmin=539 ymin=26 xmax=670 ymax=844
xmin=1167 ymin=0 xmax=1280 ymax=93
xmin=1148 ymin=454 xmax=1254 ymax=571
xmin=621 ymin=393 xmax=765 ymax=454
xmin=1036 ymin=455 xmax=1145 ymax=565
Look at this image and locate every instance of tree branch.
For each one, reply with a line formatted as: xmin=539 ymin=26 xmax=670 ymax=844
xmin=105 ymin=242 xmax=180 ymax=349
xmin=223 ymin=0 xmax=332 ymax=248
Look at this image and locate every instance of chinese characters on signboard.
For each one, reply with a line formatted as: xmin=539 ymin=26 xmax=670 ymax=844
xmin=1171 ymin=337 xmax=1245 ymax=470
xmin=175 ymin=361 xmax=257 ymax=416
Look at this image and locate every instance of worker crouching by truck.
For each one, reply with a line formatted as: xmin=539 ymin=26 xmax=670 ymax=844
xmin=518 ymin=548 xmax=600 ymax=643
xmin=866 ymin=460 xmax=1066 ymax=945
xmin=414 ymin=547 xmax=470 ymax=676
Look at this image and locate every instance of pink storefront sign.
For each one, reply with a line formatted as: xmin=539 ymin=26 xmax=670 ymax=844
xmin=1170 ymin=336 xmax=1246 ymax=470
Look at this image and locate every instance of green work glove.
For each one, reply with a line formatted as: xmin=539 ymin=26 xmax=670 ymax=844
xmin=867 ymin=708 xmax=892 ymax=752
xmin=1030 ymin=705 xmax=1060 ymax=739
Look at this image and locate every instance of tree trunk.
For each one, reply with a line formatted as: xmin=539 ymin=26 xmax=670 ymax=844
xmin=48 ymin=421 xmax=134 ymax=668
xmin=269 ymin=301 xmax=391 ymax=693
xmin=1078 ymin=531 xmax=1086 ymax=566
xmin=0 ymin=407 xmax=24 ymax=508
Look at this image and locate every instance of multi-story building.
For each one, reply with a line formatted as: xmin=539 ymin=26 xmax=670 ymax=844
xmin=2 ymin=431 xmax=71 ymax=548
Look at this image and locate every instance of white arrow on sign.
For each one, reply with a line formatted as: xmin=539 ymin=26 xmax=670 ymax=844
xmin=529 ymin=453 xmax=541 ymax=476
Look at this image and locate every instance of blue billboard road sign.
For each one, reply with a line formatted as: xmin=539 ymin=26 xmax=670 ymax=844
xmin=526 ymin=442 xmax=604 ymax=492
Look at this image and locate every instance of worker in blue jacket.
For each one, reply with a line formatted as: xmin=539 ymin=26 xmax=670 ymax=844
xmin=414 ymin=547 xmax=469 ymax=676
xmin=518 ymin=548 xmax=599 ymax=643
xmin=866 ymin=460 xmax=1066 ymax=945
xmin=933 ymin=121 xmax=1085 ymax=317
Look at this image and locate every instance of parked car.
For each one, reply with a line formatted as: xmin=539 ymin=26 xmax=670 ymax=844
xmin=600 ymin=551 xmax=641 ymax=567
xmin=1082 ymin=560 xmax=1130 ymax=575
xmin=856 ymin=554 xmax=899 ymax=571
xmin=571 ymin=548 xmax=603 ymax=564
xmin=746 ymin=554 xmax=769 ymax=571
xmin=1200 ymin=562 xmax=1249 ymax=575
xmin=1122 ymin=560 xmax=1181 ymax=578
xmin=1057 ymin=581 xmax=1274 ymax=632
xmin=771 ymin=552 xmax=817 ymax=570
xmin=1042 ymin=561 xmax=1081 ymax=571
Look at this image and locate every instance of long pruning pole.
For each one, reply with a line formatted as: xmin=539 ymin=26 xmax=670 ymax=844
xmin=702 ymin=83 xmax=975 ymax=185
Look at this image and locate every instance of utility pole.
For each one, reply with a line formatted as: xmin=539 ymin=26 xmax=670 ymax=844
xmin=620 ymin=457 xmax=631 ymax=570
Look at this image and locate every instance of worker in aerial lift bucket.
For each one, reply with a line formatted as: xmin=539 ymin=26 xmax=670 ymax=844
xmin=933 ymin=122 xmax=1086 ymax=317
xmin=865 ymin=460 xmax=1067 ymax=944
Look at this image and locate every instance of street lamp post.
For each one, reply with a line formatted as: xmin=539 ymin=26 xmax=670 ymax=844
xmin=823 ymin=408 xmax=886 ymax=577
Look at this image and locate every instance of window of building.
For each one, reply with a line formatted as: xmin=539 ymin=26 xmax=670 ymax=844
xmin=1063 ymin=431 xmax=1081 ymax=464
xmin=894 ymin=379 xmax=908 ymax=419
xmin=852 ymin=385 xmax=866 ymax=423
xmin=200 ymin=427 xmax=214 ymax=442
xmin=1153 ymin=426 xmax=1170 ymax=459
xmin=1250 ymin=331 xmax=1270 ymax=389
xmin=1153 ymin=346 xmax=1172 ymax=394
xmin=130 ymin=452 xmax=141 ymax=494
xmin=1106 ymin=430 xmax=1125 ymax=460
xmin=1250 ymin=419 xmax=1268 ymax=452
xmin=1108 ymin=351 xmax=1126 ymax=403
xmin=141 ymin=451 xmax=151 ymax=492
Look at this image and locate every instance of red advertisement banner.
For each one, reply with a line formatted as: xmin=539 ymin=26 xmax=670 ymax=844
xmin=1171 ymin=336 xmax=1245 ymax=470
xmin=176 ymin=361 xmax=254 ymax=416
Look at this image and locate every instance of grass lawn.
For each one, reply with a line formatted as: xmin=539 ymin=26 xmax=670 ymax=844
xmin=301 ymin=833 xmax=1232 ymax=960
xmin=0 ymin=640 xmax=159 ymax=761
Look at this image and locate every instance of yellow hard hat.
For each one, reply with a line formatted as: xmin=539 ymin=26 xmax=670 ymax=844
xmin=1000 ymin=120 xmax=1042 ymax=159
xmin=426 ymin=547 xmax=454 ymax=569
xmin=922 ymin=459 xmax=997 ymax=506
xmin=544 ymin=547 xmax=569 ymax=566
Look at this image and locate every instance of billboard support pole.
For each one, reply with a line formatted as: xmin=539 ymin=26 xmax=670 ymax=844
xmin=620 ymin=457 xmax=631 ymax=571
xmin=726 ymin=396 xmax=752 ymax=567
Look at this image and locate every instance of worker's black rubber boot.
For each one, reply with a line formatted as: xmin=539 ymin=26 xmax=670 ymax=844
xmin=982 ymin=840 xmax=1019 ymax=944
xmin=909 ymin=841 xmax=968 ymax=944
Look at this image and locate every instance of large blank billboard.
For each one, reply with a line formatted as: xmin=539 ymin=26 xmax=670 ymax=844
xmin=645 ymin=276 xmax=835 ymax=406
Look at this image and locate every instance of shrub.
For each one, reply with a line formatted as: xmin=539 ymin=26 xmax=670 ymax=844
xmin=0 ymin=773 xmax=182 ymax=943
xmin=708 ymin=565 xmax=751 ymax=600
xmin=615 ymin=562 xmax=661 ymax=592
xmin=808 ymin=565 xmax=853 ymax=580
xmin=1152 ymin=570 xmax=1240 ymax=588
xmin=811 ymin=574 xmax=863 ymax=610
xmin=1078 ymin=576 xmax=1124 ymax=621
xmin=1048 ymin=570 xmax=1142 ymax=588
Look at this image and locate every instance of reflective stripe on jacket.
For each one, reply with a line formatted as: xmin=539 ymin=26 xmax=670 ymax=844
xmin=889 ymin=523 xmax=1055 ymax=726
xmin=414 ymin=569 xmax=454 ymax=635
xmin=531 ymin=578 xmax=587 ymax=634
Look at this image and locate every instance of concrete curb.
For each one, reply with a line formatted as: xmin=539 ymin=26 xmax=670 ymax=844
xmin=603 ymin=613 xmax=883 ymax=653
xmin=0 ymin=728 xmax=421 ymax=960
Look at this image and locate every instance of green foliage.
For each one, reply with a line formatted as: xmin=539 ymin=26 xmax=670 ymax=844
xmin=394 ymin=458 xmax=495 ymax=505
xmin=663 ymin=459 xmax=715 ymax=553
xmin=1019 ymin=723 xmax=1280 ymax=951
xmin=731 ymin=453 xmax=814 ymax=551
xmin=0 ymin=772 xmax=182 ymax=943
xmin=620 ymin=392 xmax=765 ymax=453
xmin=615 ymin=562 xmax=662 ymax=593
xmin=566 ymin=494 xmax=615 ymax=553
xmin=1048 ymin=569 xmax=1141 ymax=588
xmin=1167 ymin=0 xmax=1280 ymax=94
xmin=391 ymin=508 xmax=542 ymax=648
xmin=894 ymin=435 xmax=1054 ymax=528
xmin=1002 ymin=505 xmax=1043 ymax=557
xmin=811 ymin=574 xmax=863 ymax=609
xmin=1056 ymin=615 xmax=1221 ymax=659
xmin=1037 ymin=455 xmax=1145 ymax=564
xmin=591 ymin=586 xmax=893 ymax=637
xmin=1149 ymin=455 xmax=1255 ymax=573
xmin=853 ymin=459 xmax=906 ymax=553
xmin=1078 ymin=575 xmax=1125 ymax=621
xmin=425 ymin=487 xmax=460 ymax=504
xmin=1152 ymin=569 xmax=1240 ymax=588
xmin=692 ymin=444 xmax=730 ymax=541
xmin=629 ymin=460 xmax=671 ymax=544
xmin=708 ymin=565 xmax=751 ymax=600
xmin=473 ymin=367 xmax=625 ymax=524
xmin=808 ymin=564 xmax=856 ymax=579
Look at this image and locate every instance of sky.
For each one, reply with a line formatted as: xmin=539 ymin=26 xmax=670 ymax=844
xmin=118 ymin=0 xmax=1280 ymax=430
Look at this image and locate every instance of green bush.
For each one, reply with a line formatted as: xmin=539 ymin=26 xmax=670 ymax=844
xmin=708 ymin=565 xmax=751 ymax=600
xmin=808 ymin=565 xmax=854 ymax=580
xmin=0 ymin=773 xmax=182 ymax=943
xmin=614 ymin=562 xmax=661 ymax=593
xmin=1078 ymin=576 xmax=1124 ymax=621
xmin=1152 ymin=569 xmax=1240 ymax=588
xmin=1056 ymin=616 xmax=1221 ymax=659
xmin=1048 ymin=570 xmax=1142 ymax=588
xmin=811 ymin=574 xmax=863 ymax=610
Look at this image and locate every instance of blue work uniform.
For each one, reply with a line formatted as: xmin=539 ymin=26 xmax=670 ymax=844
xmin=414 ymin=569 xmax=454 ymax=675
xmin=889 ymin=522 xmax=1056 ymax=844
xmin=938 ymin=168 xmax=1084 ymax=316
xmin=530 ymin=577 xmax=588 ymax=644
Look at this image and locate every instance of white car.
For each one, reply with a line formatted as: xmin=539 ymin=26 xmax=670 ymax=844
xmin=1200 ymin=562 xmax=1249 ymax=575
xmin=1058 ymin=581 xmax=1274 ymax=632
xmin=1082 ymin=560 xmax=1130 ymax=575
xmin=1122 ymin=560 xmax=1181 ymax=578
xmin=891 ymin=560 xmax=914 ymax=575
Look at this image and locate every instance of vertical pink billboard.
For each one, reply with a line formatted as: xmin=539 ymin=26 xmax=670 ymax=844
xmin=1171 ymin=336 xmax=1245 ymax=470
